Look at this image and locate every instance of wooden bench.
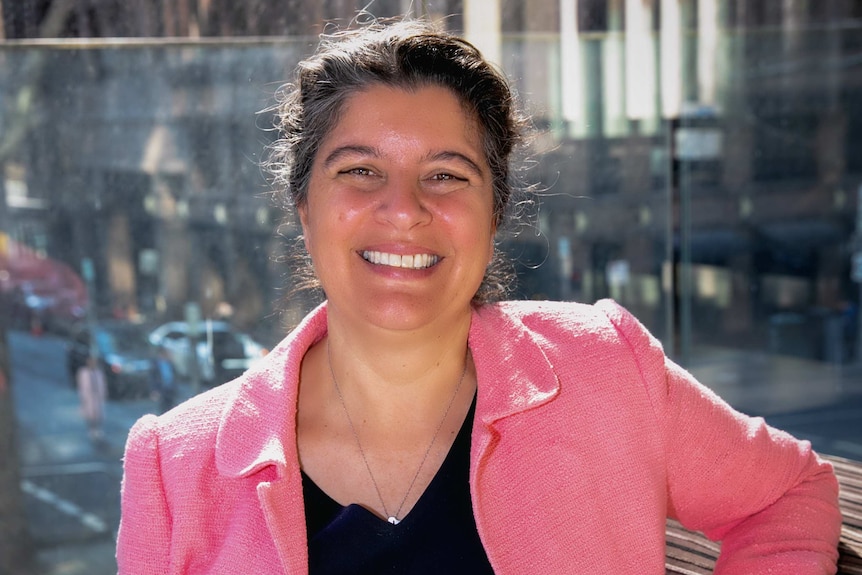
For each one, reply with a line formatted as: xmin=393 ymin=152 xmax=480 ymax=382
xmin=665 ymin=454 xmax=862 ymax=574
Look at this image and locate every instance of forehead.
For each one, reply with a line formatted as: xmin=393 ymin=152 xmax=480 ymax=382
xmin=319 ymin=83 xmax=485 ymax=155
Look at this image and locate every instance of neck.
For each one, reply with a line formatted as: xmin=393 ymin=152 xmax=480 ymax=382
xmin=323 ymin=303 xmax=474 ymax=415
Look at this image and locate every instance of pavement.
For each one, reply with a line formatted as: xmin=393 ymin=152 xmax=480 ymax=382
xmin=687 ymin=345 xmax=862 ymax=415
xmin=687 ymin=345 xmax=862 ymax=460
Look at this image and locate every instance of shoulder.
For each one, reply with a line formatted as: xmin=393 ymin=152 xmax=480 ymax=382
xmin=476 ymin=298 xmax=641 ymax=341
xmin=125 ymin=304 xmax=328 ymax=477
xmin=474 ymin=298 xmax=665 ymax=370
xmin=126 ymin=380 xmax=240 ymax=459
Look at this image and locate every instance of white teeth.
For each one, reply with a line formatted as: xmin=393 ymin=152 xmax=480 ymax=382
xmin=361 ymin=250 xmax=438 ymax=269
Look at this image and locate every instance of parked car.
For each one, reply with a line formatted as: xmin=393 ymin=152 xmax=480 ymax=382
xmin=148 ymin=320 xmax=267 ymax=387
xmin=67 ymin=321 xmax=157 ymax=399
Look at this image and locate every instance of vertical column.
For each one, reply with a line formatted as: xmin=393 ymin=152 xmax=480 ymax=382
xmin=163 ymin=0 xmax=192 ymax=37
xmin=559 ymin=0 xmax=585 ymax=136
xmin=154 ymin=175 xmax=190 ymax=319
xmin=625 ymin=0 xmax=656 ymax=123
xmin=696 ymin=0 xmax=720 ymax=107
xmin=105 ymin=213 xmax=136 ymax=318
xmin=782 ymin=0 xmax=807 ymax=59
xmin=660 ymin=0 xmax=682 ymax=118
xmin=88 ymin=171 xmax=109 ymax=316
xmin=463 ymin=0 xmax=502 ymax=68
xmin=822 ymin=0 xmax=846 ymax=112
xmin=603 ymin=0 xmax=627 ymax=136
xmin=815 ymin=1 xmax=846 ymax=188
xmin=722 ymin=0 xmax=753 ymax=190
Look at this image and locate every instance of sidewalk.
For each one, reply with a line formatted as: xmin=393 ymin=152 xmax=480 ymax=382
xmin=37 ymin=540 xmax=118 ymax=575
xmin=686 ymin=345 xmax=862 ymax=417
xmin=686 ymin=345 xmax=862 ymax=460
xmin=23 ymin=388 xmax=197 ymax=575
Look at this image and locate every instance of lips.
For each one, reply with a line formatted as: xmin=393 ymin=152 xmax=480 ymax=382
xmin=361 ymin=250 xmax=439 ymax=269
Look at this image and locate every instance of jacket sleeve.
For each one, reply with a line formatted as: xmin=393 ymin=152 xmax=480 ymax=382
xmin=598 ymin=299 xmax=841 ymax=575
xmin=116 ymin=414 xmax=172 ymax=574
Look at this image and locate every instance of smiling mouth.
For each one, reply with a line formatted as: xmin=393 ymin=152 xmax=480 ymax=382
xmin=361 ymin=250 xmax=439 ymax=269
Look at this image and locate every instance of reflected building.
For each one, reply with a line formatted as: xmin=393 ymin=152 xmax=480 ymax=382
xmin=1 ymin=0 xmax=860 ymax=361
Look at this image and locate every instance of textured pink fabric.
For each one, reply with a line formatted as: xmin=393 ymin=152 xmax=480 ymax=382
xmin=117 ymin=299 xmax=841 ymax=574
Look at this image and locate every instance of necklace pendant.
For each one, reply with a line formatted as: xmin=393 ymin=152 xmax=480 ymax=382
xmin=387 ymin=516 xmax=400 ymax=525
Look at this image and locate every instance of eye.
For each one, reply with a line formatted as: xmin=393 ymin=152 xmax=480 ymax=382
xmin=340 ymin=167 xmax=375 ymax=177
xmin=422 ymin=171 xmax=472 ymax=195
xmin=429 ymin=172 xmax=466 ymax=182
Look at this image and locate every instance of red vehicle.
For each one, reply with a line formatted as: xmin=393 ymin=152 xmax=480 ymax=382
xmin=0 ymin=233 xmax=88 ymax=334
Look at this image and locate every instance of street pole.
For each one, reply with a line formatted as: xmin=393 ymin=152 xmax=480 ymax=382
xmin=854 ymin=184 xmax=862 ymax=365
xmin=185 ymin=302 xmax=202 ymax=396
xmin=666 ymin=117 xmax=679 ymax=360
xmin=81 ymin=257 xmax=97 ymax=354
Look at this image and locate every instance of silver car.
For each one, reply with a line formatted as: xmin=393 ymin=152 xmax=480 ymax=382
xmin=148 ymin=320 xmax=267 ymax=387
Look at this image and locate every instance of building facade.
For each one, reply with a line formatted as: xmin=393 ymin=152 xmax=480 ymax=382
xmin=1 ymin=0 xmax=860 ymax=359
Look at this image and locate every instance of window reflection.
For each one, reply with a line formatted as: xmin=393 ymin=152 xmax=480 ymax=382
xmin=1 ymin=1 xmax=861 ymax=573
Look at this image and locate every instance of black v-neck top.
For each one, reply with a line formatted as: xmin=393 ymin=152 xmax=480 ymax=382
xmin=301 ymin=396 xmax=495 ymax=574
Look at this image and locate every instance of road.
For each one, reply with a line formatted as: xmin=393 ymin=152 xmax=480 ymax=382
xmin=7 ymin=330 xmax=862 ymax=574
xmin=8 ymin=329 xmax=188 ymax=575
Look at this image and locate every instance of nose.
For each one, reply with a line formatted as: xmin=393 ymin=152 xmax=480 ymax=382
xmin=375 ymin=178 xmax=431 ymax=229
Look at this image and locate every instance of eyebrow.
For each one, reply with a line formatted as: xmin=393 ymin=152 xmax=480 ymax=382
xmin=321 ymin=145 xmax=486 ymax=179
xmin=321 ymin=145 xmax=378 ymax=169
xmin=424 ymin=150 xmax=486 ymax=179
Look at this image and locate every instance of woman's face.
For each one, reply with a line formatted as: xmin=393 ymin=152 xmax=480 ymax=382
xmin=299 ymin=84 xmax=496 ymax=333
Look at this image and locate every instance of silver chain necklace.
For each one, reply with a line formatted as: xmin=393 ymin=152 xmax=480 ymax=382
xmin=327 ymin=342 xmax=468 ymax=525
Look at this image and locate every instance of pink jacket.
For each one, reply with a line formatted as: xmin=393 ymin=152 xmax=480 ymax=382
xmin=117 ymin=300 xmax=841 ymax=574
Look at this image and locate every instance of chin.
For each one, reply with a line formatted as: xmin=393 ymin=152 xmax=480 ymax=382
xmin=366 ymin=309 xmax=439 ymax=332
xmin=364 ymin=298 xmax=468 ymax=332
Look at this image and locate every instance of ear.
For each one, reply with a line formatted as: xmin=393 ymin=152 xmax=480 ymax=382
xmin=298 ymin=204 xmax=311 ymax=252
xmin=488 ymin=222 xmax=497 ymax=262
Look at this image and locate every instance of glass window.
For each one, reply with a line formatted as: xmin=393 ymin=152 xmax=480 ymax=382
xmin=1 ymin=1 xmax=860 ymax=572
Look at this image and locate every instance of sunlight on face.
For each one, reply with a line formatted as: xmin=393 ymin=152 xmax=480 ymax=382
xmin=300 ymin=84 xmax=496 ymax=332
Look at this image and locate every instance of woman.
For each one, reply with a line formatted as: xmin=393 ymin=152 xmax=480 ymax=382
xmin=77 ymin=354 xmax=107 ymax=441
xmin=117 ymin=19 xmax=841 ymax=574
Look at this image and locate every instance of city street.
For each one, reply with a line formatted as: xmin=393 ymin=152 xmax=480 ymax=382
xmin=8 ymin=329 xmax=188 ymax=575
xmin=7 ymin=329 xmax=862 ymax=574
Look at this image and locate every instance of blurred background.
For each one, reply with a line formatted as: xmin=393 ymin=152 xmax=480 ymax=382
xmin=1 ymin=0 xmax=861 ymax=573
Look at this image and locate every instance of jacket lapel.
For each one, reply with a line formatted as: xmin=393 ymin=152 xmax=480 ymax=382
xmin=469 ymin=302 xmax=561 ymax=427
xmin=214 ymin=303 xmax=329 ymax=574
xmin=467 ymin=304 xmax=561 ymax=558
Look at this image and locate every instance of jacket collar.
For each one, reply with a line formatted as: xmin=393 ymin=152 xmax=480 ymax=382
xmin=469 ymin=302 xmax=560 ymax=426
xmin=215 ymin=303 xmax=328 ymax=479
xmin=214 ymin=300 xmax=562 ymax=478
